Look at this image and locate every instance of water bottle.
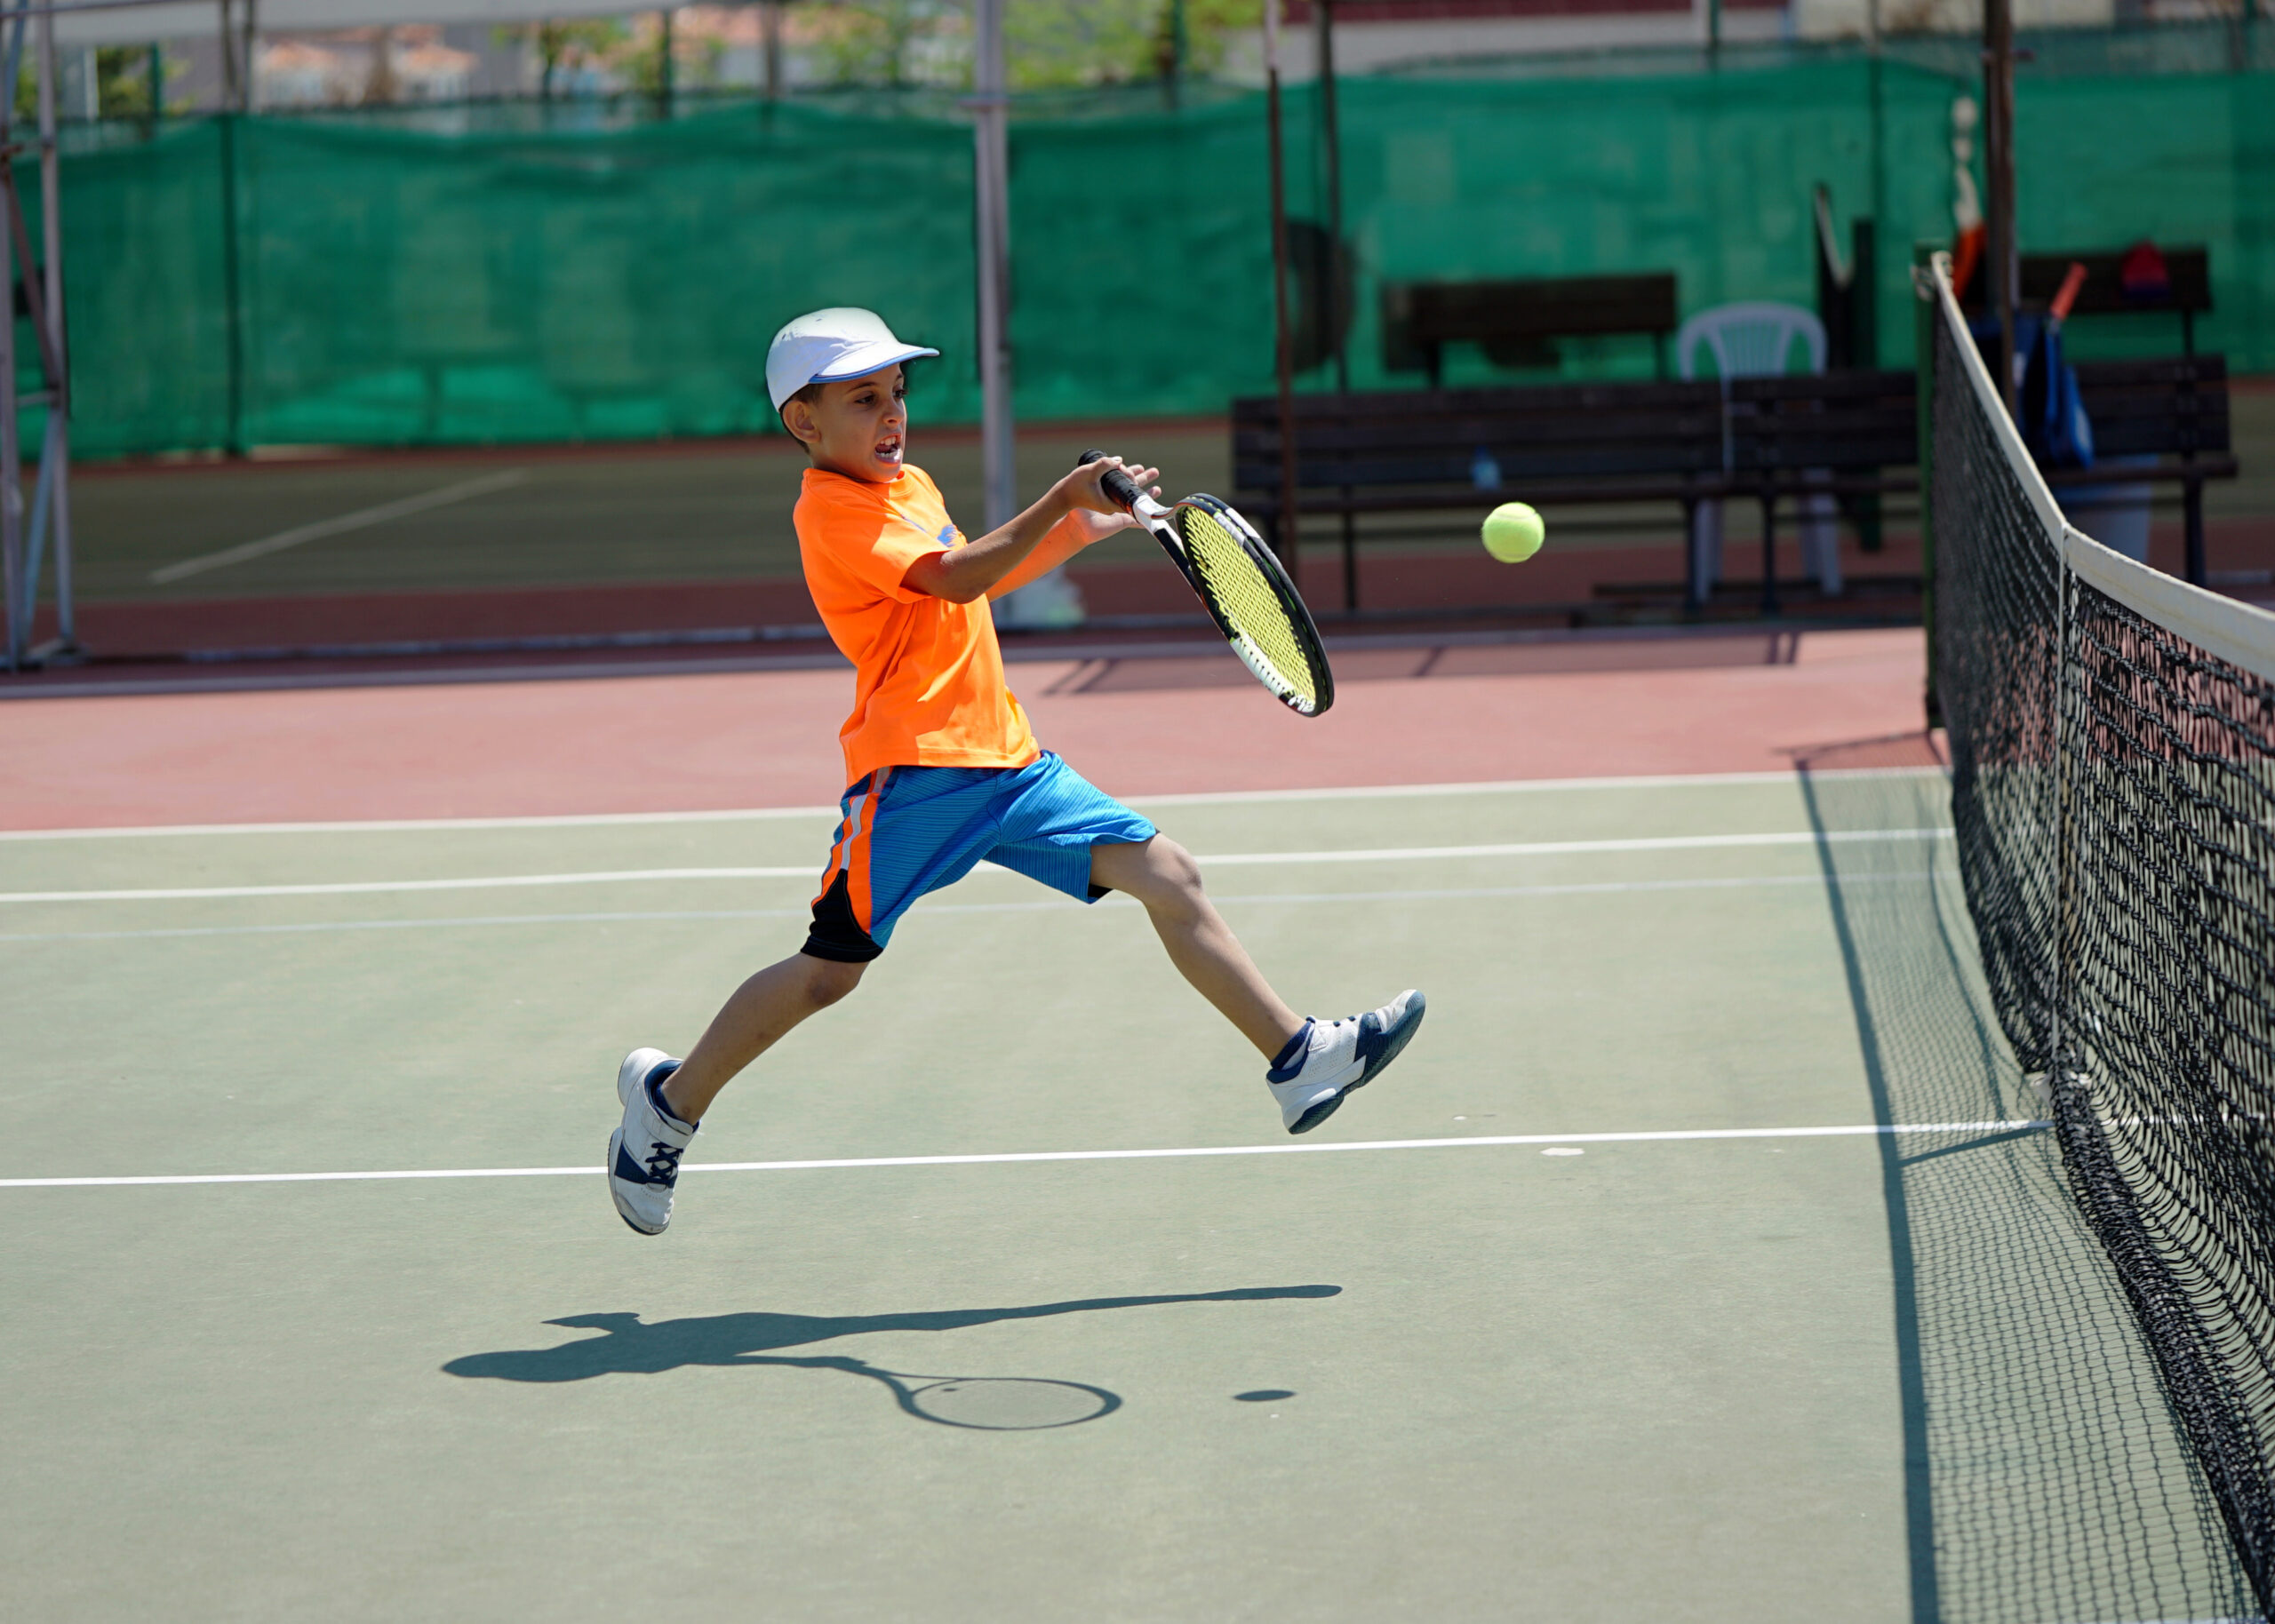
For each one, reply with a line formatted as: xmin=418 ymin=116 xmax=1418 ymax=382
xmin=1471 ymin=446 xmax=1502 ymax=490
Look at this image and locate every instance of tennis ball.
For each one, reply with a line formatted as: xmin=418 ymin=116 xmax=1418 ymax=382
xmin=1481 ymin=502 xmax=1545 ymax=563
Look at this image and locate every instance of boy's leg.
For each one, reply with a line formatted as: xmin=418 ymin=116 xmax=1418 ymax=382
xmin=1088 ymin=835 xmax=1302 ymax=1057
xmin=605 ymin=950 xmax=863 ymax=1236
xmin=1089 ymin=832 xmax=1426 ymax=1136
xmin=661 ymin=952 xmax=866 ymax=1124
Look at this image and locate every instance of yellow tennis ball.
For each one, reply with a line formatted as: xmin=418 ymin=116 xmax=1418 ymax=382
xmin=1481 ymin=502 xmax=1545 ymax=563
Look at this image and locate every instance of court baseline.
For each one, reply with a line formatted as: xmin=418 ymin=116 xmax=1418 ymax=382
xmin=0 ymin=1119 xmax=2043 ymax=1189
xmin=148 ymin=470 xmax=533 ymax=585
xmin=0 ymin=768 xmax=1946 ymax=842
xmin=0 ymin=828 xmax=1952 ymax=904
xmin=0 ymin=871 xmax=1950 ymax=944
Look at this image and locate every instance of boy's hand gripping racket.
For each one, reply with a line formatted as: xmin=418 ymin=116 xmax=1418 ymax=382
xmin=1078 ymin=450 xmax=1335 ymax=717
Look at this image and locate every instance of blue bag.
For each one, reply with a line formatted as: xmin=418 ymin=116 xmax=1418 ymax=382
xmin=2020 ymin=314 xmax=2095 ymax=470
xmin=1972 ymin=313 xmax=2095 ymax=471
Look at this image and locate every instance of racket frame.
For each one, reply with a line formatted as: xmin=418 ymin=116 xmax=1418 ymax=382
xmin=1082 ymin=454 xmax=1336 ymax=717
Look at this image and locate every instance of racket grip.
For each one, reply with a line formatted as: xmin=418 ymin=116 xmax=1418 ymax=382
xmin=1077 ymin=448 xmax=1144 ymax=513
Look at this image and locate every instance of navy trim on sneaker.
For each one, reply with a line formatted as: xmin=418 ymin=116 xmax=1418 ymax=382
xmin=1354 ymin=998 xmax=1425 ymax=1083
xmin=643 ymin=1062 xmax=692 ymax=1132
xmin=1266 ymin=1019 xmax=1315 ymax=1083
xmin=613 ymin=1133 xmax=685 ymax=1190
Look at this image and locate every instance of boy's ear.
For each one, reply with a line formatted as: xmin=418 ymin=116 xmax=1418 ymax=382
xmin=781 ymin=397 xmax=821 ymax=447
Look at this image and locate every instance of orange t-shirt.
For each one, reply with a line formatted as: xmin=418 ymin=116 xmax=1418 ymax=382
xmin=794 ymin=464 xmax=1042 ymax=788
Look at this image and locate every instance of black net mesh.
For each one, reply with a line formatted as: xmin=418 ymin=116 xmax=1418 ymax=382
xmin=1931 ymin=276 xmax=2275 ymax=1617
xmin=1171 ymin=505 xmax=1325 ymax=712
xmin=1800 ymin=763 xmax=2254 ymax=1622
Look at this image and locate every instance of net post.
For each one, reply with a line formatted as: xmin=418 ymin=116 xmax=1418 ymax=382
xmin=2048 ymin=529 xmax=2073 ymax=1126
xmin=1914 ymin=243 xmax=1941 ymax=730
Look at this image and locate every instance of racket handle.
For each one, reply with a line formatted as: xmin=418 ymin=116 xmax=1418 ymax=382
xmin=1077 ymin=448 xmax=1145 ymax=513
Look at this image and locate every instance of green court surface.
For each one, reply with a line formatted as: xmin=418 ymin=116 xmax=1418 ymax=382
xmin=68 ymin=425 xmax=1225 ymax=603
xmin=66 ymin=422 xmax=1668 ymax=609
xmin=59 ymin=391 xmax=2274 ymax=608
xmin=0 ymin=775 xmax=2251 ymax=1621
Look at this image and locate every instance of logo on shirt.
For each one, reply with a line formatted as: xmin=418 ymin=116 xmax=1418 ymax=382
xmin=938 ymin=522 xmax=960 ymax=548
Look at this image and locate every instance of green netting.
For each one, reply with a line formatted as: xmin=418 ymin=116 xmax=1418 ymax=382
xmin=37 ymin=119 xmax=234 ymax=456
xmin=1014 ymin=56 xmax=1964 ymax=411
xmin=28 ymin=37 xmax=2275 ymax=458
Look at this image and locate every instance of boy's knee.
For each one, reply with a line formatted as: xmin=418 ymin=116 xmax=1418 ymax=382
xmin=802 ymin=958 xmax=866 ymax=1008
xmin=1138 ymin=837 xmax=1208 ymax=909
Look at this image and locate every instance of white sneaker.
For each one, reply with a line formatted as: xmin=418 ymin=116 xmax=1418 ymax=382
xmin=607 ymin=1047 xmax=695 ymax=1235
xmin=1266 ymin=990 xmax=1427 ymax=1135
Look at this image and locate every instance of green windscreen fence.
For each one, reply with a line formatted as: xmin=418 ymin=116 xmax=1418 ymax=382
xmin=29 ymin=35 xmax=2275 ymax=459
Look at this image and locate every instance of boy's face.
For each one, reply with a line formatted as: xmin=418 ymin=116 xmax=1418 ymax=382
xmin=783 ymin=364 xmax=908 ymax=482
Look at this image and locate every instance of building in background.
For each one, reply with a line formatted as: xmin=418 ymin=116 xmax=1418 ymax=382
xmin=251 ymin=28 xmax=482 ymax=107
xmin=52 ymin=0 xmax=2275 ymax=116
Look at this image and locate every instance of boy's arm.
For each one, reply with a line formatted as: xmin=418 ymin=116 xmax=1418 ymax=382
xmin=903 ymin=457 xmax=1158 ymax=605
xmin=986 ymin=510 xmax=1107 ymax=601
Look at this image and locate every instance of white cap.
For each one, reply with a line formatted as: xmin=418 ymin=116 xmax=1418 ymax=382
xmin=765 ymin=307 xmax=939 ymax=411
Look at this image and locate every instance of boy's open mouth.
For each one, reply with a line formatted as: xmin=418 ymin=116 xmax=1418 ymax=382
xmin=874 ymin=434 xmax=903 ymax=462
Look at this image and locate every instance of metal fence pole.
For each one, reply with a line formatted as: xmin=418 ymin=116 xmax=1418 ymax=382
xmin=36 ymin=3 xmax=74 ymax=658
xmin=972 ymin=0 xmax=1014 ymax=537
xmin=1265 ymin=0 xmax=1298 ymax=576
xmin=220 ymin=110 xmax=245 ymax=455
xmin=0 ymin=9 xmax=23 ymax=669
xmin=1983 ymin=0 xmax=2018 ymax=410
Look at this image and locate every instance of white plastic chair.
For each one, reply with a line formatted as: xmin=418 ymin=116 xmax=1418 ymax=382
xmin=1676 ymin=302 xmax=1840 ymax=601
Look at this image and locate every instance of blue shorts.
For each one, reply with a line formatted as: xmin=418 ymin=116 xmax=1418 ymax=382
xmin=802 ymin=752 xmax=1157 ymax=962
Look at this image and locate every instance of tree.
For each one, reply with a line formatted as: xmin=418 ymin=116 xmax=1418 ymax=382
xmin=515 ymin=18 xmax=628 ymax=100
xmin=1002 ymin=0 xmax=1264 ymax=91
xmin=813 ymin=0 xmax=938 ymax=88
xmin=96 ymin=45 xmax=172 ymax=117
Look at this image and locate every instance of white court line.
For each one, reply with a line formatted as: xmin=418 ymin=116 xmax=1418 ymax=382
xmin=0 ymin=767 xmax=1947 ymax=842
xmin=0 ymin=1120 xmax=2043 ymax=1190
xmin=148 ymin=470 xmax=532 ymax=585
xmin=0 ymin=829 xmax=1950 ymax=904
xmin=0 ymin=804 xmax=837 ymax=842
xmin=0 ymin=872 xmax=1957 ymax=945
xmin=1128 ymin=766 xmax=1944 ymax=809
xmin=0 ymin=864 xmax=820 ymax=904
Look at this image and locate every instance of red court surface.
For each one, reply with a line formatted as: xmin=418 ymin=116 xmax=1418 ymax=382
xmin=0 ymin=626 xmax=1934 ymax=831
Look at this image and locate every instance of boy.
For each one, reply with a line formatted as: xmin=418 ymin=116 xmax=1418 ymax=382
xmin=607 ymin=307 xmax=1425 ymax=1234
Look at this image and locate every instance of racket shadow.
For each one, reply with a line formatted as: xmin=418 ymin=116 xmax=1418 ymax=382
xmin=443 ymin=1285 xmax=1338 ymax=1430
xmin=710 ymin=1355 xmax=1122 ymax=1431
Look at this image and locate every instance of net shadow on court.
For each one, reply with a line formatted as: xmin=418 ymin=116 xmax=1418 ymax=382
xmin=1800 ymin=760 xmax=2255 ymax=1624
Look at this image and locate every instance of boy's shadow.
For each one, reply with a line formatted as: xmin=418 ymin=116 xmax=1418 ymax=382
xmin=443 ymin=1284 xmax=1340 ymax=1430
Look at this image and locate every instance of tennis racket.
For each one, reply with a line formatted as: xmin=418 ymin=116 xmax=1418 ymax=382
xmin=1078 ymin=450 xmax=1335 ymax=717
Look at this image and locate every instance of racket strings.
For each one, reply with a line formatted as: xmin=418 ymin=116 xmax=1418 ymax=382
xmin=1175 ymin=508 xmax=1321 ymax=709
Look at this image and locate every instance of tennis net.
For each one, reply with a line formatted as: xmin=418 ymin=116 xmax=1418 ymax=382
xmin=1927 ymin=252 xmax=2275 ymax=1615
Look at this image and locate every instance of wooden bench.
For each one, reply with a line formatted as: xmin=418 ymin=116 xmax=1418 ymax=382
xmin=1231 ymin=380 xmax=1726 ymax=610
xmin=2019 ymin=247 xmax=2212 ymax=354
xmin=1726 ymin=369 xmax=1920 ymax=614
xmin=2049 ymin=354 xmax=2236 ymax=583
xmin=1378 ymin=274 xmax=1680 ymax=387
xmin=1232 ymin=354 xmax=2237 ymax=617
xmin=1723 ymin=356 xmax=2236 ymax=602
